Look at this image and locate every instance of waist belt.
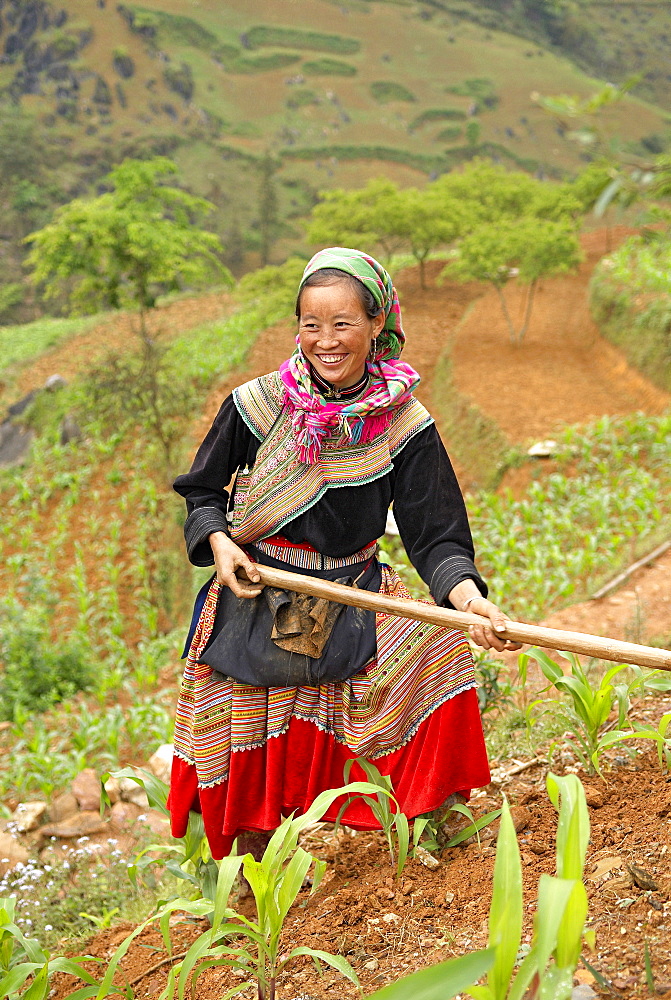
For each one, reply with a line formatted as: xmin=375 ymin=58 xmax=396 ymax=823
xmin=255 ymin=535 xmax=377 ymax=572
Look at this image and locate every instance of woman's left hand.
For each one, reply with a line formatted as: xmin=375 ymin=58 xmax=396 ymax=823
xmin=465 ymin=597 xmax=522 ymax=652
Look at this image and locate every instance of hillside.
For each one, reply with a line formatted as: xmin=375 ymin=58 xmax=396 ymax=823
xmin=1 ymin=0 xmax=670 ymax=302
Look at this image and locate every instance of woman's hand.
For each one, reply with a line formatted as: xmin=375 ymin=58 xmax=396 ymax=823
xmin=209 ymin=532 xmax=264 ymax=599
xmin=465 ymin=597 xmax=522 ymax=652
xmin=447 ymin=583 xmax=521 ymax=652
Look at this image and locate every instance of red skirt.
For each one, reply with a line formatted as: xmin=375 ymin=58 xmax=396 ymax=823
xmin=168 ymin=566 xmax=490 ymax=859
xmin=170 ymin=689 xmax=489 ymax=858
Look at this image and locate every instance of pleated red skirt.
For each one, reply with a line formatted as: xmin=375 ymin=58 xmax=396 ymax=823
xmin=169 ymin=687 xmax=489 ymax=859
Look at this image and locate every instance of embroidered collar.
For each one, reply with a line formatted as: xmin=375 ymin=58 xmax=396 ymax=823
xmin=309 ymin=364 xmax=370 ymax=401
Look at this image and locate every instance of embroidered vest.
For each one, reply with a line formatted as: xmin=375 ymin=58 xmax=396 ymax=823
xmin=229 ymin=371 xmax=433 ymax=544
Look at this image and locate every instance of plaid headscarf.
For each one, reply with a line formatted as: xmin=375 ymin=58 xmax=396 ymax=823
xmin=300 ymin=246 xmax=405 ymax=361
xmin=279 ymin=248 xmax=419 ymax=464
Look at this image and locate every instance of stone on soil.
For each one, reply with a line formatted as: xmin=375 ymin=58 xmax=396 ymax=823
xmin=49 ymin=791 xmax=79 ymax=823
xmin=0 ymin=832 xmax=30 ymax=873
xmin=148 ymin=744 xmax=173 ymax=785
xmin=72 ymin=768 xmax=101 ymax=811
xmin=109 ymin=801 xmax=143 ymax=831
xmin=12 ymin=801 xmax=47 ymax=833
xmin=39 ymin=810 xmax=107 ymax=840
xmin=118 ymin=775 xmax=149 ymax=807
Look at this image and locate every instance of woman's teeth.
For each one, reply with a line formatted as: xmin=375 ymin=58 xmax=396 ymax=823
xmin=319 ymin=355 xmax=347 ymax=364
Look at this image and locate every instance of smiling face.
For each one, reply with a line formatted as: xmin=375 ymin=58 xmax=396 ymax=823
xmin=297 ymin=279 xmax=385 ymax=389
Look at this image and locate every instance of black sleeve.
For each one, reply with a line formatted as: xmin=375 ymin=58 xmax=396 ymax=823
xmin=172 ymin=395 xmax=260 ymax=566
xmin=391 ymin=423 xmax=487 ymax=608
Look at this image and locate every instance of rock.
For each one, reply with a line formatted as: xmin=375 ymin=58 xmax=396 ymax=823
xmin=510 ymin=805 xmax=532 ymax=833
xmin=104 ymin=776 xmax=121 ymax=805
xmin=12 ymin=801 xmax=47 ymax=833
xmin=148 ymin=744 xmax=173 ymax=786
xmin=363 ymin=959 xmax=379 ymax=971
xmin=572 ymin=988 xmax=597 ymax=1000
xmin=39 ymin=810 xmax=107 ymax=840
xmin=136 ymin=808 xmax=171 ymax=837
xmin=382 ymin=912 xmax=400 ymax=923
xmin=583 ymin=787 xmax=604 ymax=809
xmin=7 ymin=391 xmax=37 ymax=419
xmin=44 ymin=373 xmax=67 ymax=391
xmin=527 ymin=439 xmax=558 ymax=458
xmin=0 ymin=832 xmax=30 ymax=873
xmin=72 ymin=768 xmax=101 ymax=811
xmin=444 ymin=891 xmax=455 ymax=905
xmin=0 ymin=420 xmax=35 ymax=468
xmin=109 ymin=800 xmax=143 ymax=831
xmin=415 ymin=846 xmax=440 ymax=869
xmin=60 ymin=413 xmax=83 ymax=445
xmin=119 ymin=776 xmax=149 ymax=807
xmin=49 ymin=791 xmax=79 ymax=823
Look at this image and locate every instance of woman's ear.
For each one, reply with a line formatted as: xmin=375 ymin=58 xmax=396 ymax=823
xmin=372 ymin=311 xmax=386 ymax=336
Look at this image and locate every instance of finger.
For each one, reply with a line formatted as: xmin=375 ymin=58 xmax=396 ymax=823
xmin=234 ymin=556 xmax=261 ymax=584
xmin=228 ymin=576 xmax=264 ymax=599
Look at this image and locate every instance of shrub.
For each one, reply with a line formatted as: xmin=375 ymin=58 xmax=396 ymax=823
xmin=302 ymin=58 xmax=357 ymax=76
xmin=370 ymin=81 xmax=416 ymax=103
xmin=229 ymin=52 xmax=300 ymax=73
xmin=435 ymin=125 xmax=463 ymax=142
xmin=409 ymin=107 xmax=466 ymax=129
xmin=0 ymin=596 xmax=94 ymax=721
xmin=245 ymin=25 xmax=360 ymax=54
xmin=163 ymin=62 xmax=194 ymax=100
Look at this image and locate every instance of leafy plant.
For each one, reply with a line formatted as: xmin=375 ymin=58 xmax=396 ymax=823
xmin=0 ymin=895 xmax=102 ymax=998
xmin=338 ymin=758 xmax=409 ymax=876
xmin=591 ymin=712 xmax=671 ymax=773
xmin=524 ymin=647 xmax=648 ymax=772
xmin=98 ymin=781 xmax=388 ymax=1000
xmin=367 ymin=773 xmax=592 ymax=1000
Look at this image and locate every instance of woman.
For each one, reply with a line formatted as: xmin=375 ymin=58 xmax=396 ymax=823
xmin=169 ymin=247 xmax=519 ymax=859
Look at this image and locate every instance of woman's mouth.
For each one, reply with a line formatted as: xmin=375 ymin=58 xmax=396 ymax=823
xmin=317 ymin=354 xmax=347 ymax=365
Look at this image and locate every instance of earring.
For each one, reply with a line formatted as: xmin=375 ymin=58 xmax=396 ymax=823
xmin=368 ymin=337 xmax=378 ymax=360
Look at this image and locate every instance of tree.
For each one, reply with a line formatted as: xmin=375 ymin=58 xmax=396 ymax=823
xmin=385 ymin=186 xmax=467 ymax=288
xmin=448 ymin=217 xmax=583 ymax=343
xmin=25 ymin=156 xmax=229 ymax=339
xmin=24 ymin=157 xmax=231 ymax=467
xmin=257 ymin=154 xmax=281 ymax=266
xmin=307 ymin=178 xmax=406 ymax=262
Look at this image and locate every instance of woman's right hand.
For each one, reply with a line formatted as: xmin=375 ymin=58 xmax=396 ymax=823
xmin=209 ymin=532 xmax=264 ymax=599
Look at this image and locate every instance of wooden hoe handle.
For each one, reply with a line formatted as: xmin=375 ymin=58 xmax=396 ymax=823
xmin=255 ymin=565 xmax=671 ymax=672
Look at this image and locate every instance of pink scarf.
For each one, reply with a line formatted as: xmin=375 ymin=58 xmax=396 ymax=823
xmin=279 ymin=349 xmax=420 ymax=465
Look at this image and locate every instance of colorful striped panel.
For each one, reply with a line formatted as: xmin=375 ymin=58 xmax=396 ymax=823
xmin=256 ymin=538 xmax=377 ymax=570
xmin=172 ymin=565 xmax=476 ymax=789
xmin=229 ymin=372 xmax=433 ymax=544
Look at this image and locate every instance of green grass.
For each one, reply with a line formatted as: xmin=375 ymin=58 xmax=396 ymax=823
xmin=228 ymin=52 xmax=301 ymax=74
xmin=282 ymin=143 xmax=446 ymax=173
xmin=409 ymin=107 xmax=467 ymax=129
xmin=302 ymin=58 xmax=357 ymax=77
xmin=0 ymin=315 xmax=98 ymax=375
xmin=370 ymin=81 xmax=416 ymax=103
xmin=589 ymin=236 xmax=671 ymax=393
xmin=246 ymin=25 xmax=360 ymax=55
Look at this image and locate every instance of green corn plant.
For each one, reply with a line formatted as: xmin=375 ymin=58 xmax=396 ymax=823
xmin=0 ymin=897 xmax=103 ymax=1000
xmin=97 ymin=780 xmax=388 ymax=1000
xmin=337 ymin=758 xmax=409 ymax=876
xmin=524 ymin=647 xmax=647 ymax=771
xmin=367 ymin=773 xmax=591 ymax=1000
xmin=591 ymin=711 xmax=671 ymax=774
xmin=101 ymin=767 xmax=219 ymax=907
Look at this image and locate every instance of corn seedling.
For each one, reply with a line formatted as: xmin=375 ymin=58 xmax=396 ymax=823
xmin=591 ymin=712 xmax=671 ymax=774
xmin=338 ymin=758 xmax=409 ymax=876
xmin=99 ymin=780 xmax=389 ymax=1000
xmin=367 ymin=772 xmax=591 ymax=1000
xmin=0 ymin=896 xmax=102 ymax=999
xmin=523 ymin=647 xmax=649 ymax=772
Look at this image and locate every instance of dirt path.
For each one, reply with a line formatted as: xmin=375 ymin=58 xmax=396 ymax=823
xmin=16 ymin=291 xmax=234 ymax=395
xmin=450 ymin=228 xmax=669 ymax=444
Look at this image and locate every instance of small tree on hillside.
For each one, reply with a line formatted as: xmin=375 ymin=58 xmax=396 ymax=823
xmin=385 ymin=186 xmax=468 ymax=288
xmin=307 ymin=178 xmax=406 ymax=262
xmin=25 ymin=156 xmax=229 ymax=340
xmin=24 ymin=157 xmax=232 ymax=466
xmin=448 ymin=217 xmax=583 ymax=344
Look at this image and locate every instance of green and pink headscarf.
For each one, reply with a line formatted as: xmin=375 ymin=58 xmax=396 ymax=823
xmin=279 ymin=247 xmax=420 ymax=464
